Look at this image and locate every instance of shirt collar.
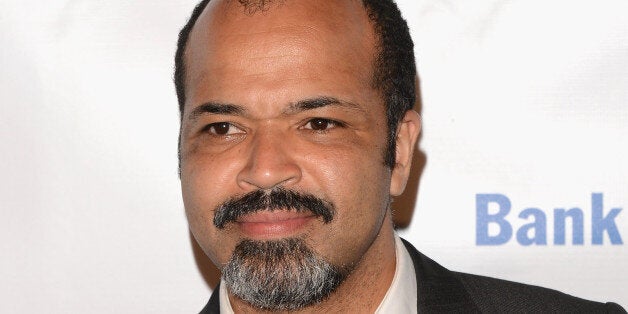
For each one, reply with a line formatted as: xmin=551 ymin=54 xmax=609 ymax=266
xmin=375 ymin=233 xmax=418 ymax=314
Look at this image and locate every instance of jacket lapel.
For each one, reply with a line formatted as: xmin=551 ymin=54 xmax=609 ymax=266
xmin=401 ymin=238 xmax=481 ymax=313
xmin=199 ymin=283 xmax=220 ymax=314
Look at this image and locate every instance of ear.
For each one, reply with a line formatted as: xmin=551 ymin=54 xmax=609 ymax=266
xmin=390 ymin=110 xmax=421 ymax=196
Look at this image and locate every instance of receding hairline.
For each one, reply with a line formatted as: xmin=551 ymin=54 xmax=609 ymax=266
xmin=179 ymin=0 xmax=383 ymax=112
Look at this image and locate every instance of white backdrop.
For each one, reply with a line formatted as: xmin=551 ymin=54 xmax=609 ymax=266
xmin=1 ymin=0 xmax=626 ymax=312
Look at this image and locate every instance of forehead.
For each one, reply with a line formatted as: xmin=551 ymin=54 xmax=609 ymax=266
xmin=183 ymin=0 xmax=378 ymax=111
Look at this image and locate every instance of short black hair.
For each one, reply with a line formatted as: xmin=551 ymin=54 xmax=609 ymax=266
xmin=174 ymin=0 xmax=416 ymax=168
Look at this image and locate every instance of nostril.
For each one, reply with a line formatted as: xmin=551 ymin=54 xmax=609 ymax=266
xmin=236 ymin=157 xmax=302 ymax=191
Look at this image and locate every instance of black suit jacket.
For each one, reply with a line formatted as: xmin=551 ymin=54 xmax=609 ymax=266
xmin=200 ymin=239 xmax=626 ymax=313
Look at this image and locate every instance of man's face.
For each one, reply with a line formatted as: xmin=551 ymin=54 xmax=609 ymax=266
xmin=179 ymin=0 xmax=411 ymax=309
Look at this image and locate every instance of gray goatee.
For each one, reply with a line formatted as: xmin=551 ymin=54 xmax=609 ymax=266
xmin=222 ymin=238 xmax=351 ymax=311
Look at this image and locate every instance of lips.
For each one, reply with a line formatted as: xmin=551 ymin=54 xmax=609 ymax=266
xmin=236 ymin=210 xmax=316 ymax=239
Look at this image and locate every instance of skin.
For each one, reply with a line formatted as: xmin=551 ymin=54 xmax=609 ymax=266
xmin=179 ymin=0 xmax=421 ymax=312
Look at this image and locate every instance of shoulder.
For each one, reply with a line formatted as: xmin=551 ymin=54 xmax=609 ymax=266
xmin=399 ymin=238 xmax=625 ymax=313
xmin=453 ymin=271 xmax=626 ymax=313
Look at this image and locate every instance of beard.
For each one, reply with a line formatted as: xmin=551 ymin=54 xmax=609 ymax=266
xmin=221 ymin=238 xmax=351 ymax=311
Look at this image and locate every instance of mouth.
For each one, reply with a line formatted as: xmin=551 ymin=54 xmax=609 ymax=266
xmin=235 ymin=210 xmax=317 ymax=239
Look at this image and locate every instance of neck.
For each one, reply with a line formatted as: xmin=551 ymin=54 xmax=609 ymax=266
xmin=229 ymin=215 xmax=397 ymax=313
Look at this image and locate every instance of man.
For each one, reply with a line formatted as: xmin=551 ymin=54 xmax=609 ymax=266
xmin=174 ymin=0 xmax=626 ymax=312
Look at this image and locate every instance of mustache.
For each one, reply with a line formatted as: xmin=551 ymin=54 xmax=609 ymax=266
xmin=213 ymin=188 xmax=335 ymax=229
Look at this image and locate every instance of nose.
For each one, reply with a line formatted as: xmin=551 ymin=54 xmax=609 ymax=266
xmin=236 ymin=128 xmax=301 ymax=191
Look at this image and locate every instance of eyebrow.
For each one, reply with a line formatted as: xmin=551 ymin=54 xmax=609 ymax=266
xmin=283 ymin=96 xmax=364 ymax=115
xmin=187 ymin=96 xmax=364 ymax=122
xmin=187 ymin=102 xmax=246 ymax=122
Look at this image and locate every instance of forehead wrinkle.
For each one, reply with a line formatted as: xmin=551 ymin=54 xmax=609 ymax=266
xmin=235 ymin=30 xmax=323 ymax=60
xmin=226 ymin=22 xmax=321 ymax=38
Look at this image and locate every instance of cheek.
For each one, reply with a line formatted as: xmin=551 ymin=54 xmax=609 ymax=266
xmin=300 ymin=127 xmax=391 ymax=212
xmin=180 ymin=155 xmax=244 ymax=264
xmin=315 ymin=171 xmax=392 ymax=266
xmin=300 ymin=139 xmax=392 ymax=253
xmin=181 ymin=150 xmax=244 ymax=206
xmin=308 ymin=132 xmax=390 ymax=192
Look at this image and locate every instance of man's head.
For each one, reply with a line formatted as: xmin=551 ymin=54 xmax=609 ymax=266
xmin=175 ymin=0 xmax=416 ymax=168
xmin=176 ymin=0 xmax=420 ymax=311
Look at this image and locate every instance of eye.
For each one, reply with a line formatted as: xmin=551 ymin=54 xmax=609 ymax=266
xmin=204 ymin=122 xmax=244 ymax=136
xmin=302 ymin=118 xmax=342 ymax=131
